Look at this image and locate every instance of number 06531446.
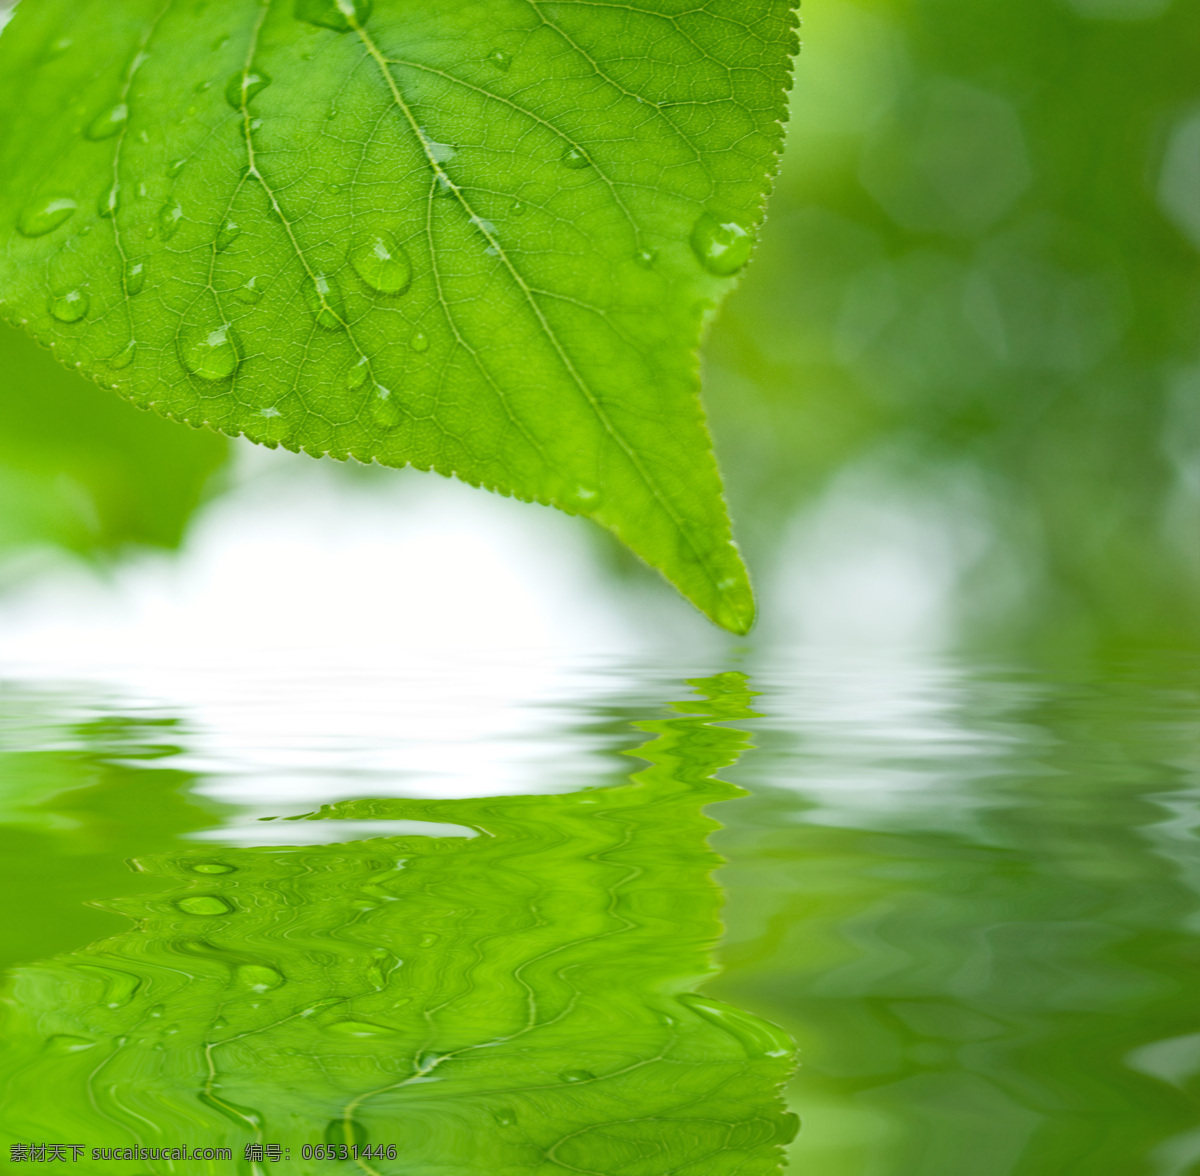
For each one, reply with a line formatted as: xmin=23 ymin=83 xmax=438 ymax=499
xmin=302 ymin=1144 xmax=398 ymax=1161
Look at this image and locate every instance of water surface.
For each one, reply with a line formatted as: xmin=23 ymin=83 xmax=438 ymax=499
xmin=0 ymin=653 xmax=1196 ymax=1174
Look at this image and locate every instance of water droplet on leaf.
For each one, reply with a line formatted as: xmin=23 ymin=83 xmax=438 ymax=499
xmin=561 ymin=146 xmax=591 ymax=169
xmin=190 ymin=861 xmax=235 ymax=874
xmin=325 ymin=1020 xmax=394 ymax=1038
xmin=344 ymin=355 xmax=369 ymax=390
xmin=485 ymin=48 xmax=512 ymax=71
xmin=233 ymin=276 xmax=262 ymax=304
xmin=295 ymin=0 xmax=372 ymax=33
xmin=49 ymin=289 xmax=89 ymax=322
xmin=349 ymin=230 xmax=412 ymax=295
xmin=370 ymin=386 xmax=402 ymax=428
xmin=215 ymin=220 xmax=240 ymax=250
xmin=98 ymin=183 xmax=120 ymax=218
xmin=635 ymin=248 xmax=656 ymax=268
xmin=176 ymin=895 xmax=234 ymax=916
xmin=159 ymin=199 xmax=184 ymax=240
xmin=75 ymin=964 xmax=140 ymax=1008
xmin=409 ymin=331 xmax=428 ymax=352
xmin=677 ymin=992 xmax=794 ymax=1058
xmin=236 ymin=964 xmax=283 ymax=992
xmin=180 ymin=323 xmax=241 ymax=381
xmin=689 ymin=211 xmax=754 ymax=276
xmin=303 ymin=273 xmax=345 ymax=330
xmin=46 ymin=1035 xmax=98 ymax=1054
xmin=108 ymin=340 xmax=136 ymax=369
xmin=560 ymin=1069 xmax=595 ymax=1083
xmin=125 ymin=260 xmax=145 ymax=294
xmin=17 ymin=196 xmax=77 ymax=237
xmin=225 ymin=68 xmax=271 ymax=109
xmin=167 ymin=157 xmax=187 ymax=178
xmin=84 ymin=102 xmax=128 ymax=141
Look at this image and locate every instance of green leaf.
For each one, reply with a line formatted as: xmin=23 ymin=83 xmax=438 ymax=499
xmin=0 ymin=673 xmax=797 ymax=1172
xmin=0 ymin=322 xmax=227 ymax=559
xmin=0 ymin=1 xmax=798 ymax=633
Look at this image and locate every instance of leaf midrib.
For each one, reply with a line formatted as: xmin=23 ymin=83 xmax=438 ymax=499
xmin=351 ymin=10 xmax=730 ymax=600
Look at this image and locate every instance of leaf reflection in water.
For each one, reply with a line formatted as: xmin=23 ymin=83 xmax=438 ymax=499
xmin=0 ymin=673 xmax=796 ymax=1173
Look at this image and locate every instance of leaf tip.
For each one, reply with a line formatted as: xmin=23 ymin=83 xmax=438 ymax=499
xmin=710 ymin=561 xmax=756 ymax=636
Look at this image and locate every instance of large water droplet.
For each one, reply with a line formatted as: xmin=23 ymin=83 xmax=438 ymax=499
xmin=49 ymin=289 xmax=89 ymax=323
xmin=124 ymin=260 xmax=145 ymax=294
xmin=108 ymin=340 xmax=136 ymax=369
xmin=689 ymin=211 xmax=754 ymax=276
xmin=295 ymin=0 xmax=372 ymax=32
xmin=84 ymin=102 xmax=128 ymax=141
xmin=561 ymin=146 xmax=591 ymax=170
xmin=166 ymin=157 xmax=187 ymax=178
xmin=176 ymin=894 xmax=234 ymax=916
xmin=409 ymin=331 xmax=428 ymax=353
xmin=17 ymin=196 xmax=77 ymax=238
xmin=233 ymin=276 xmax=262 ymax=304
xmin=197 ymin=1091 xmax=264 ymax=1130
xmin=349 ymin=230 xmax=412 ymax=295
xmin=344 ymin=355 xmax=369 ymax=390
xmin=98 ymin=183 xmax=120 ymax=219
xmin=563 ymin=484 xmax=599 ymax=512
xmin=677 ymin=992 xmax=794 ymax=1058
xmin=225 ymin=68 xmax=271 ymax=109
xmin=216 ymin=220 xmax=241 ymax=251
xmin=236 ymin=964 xmax=283 ymax=992
xmin=190 ymin=861 xmax=236 ymax=874
xmin=560 ymin=1069 xmax=595 ymax=1083
xmin=493 ymin=1108 xmax=517 ymax=1127
xmin=254 ymin=406 xmax=289 ymax=446
xmin=180 ymin=323 xmax=241 ymax=381
xmin=370 ymin=386 xmax=402 ymax=428
xmin=75 ymin=964 xmax=140 ymax=1008
xmin=485 ymin=48 xmax=512 ymax=72
xmin=159 ymin=200 xmax=184 ymax=240
xmin=303 ymin=273 xmax=345 ymax=330
xmin=299 ymin=997 xmax=344 ymax=1019
xmin=324 ymin=1020 xmax=394 ymax=1038
xmin=46 ymin=1035 xmax=99 ymax=1054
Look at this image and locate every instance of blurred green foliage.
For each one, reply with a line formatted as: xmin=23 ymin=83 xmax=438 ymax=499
xmin=0 ymin=323 xmax=227 ymax=567
xmin=706 ymin=0 xmax=1200 ymax=651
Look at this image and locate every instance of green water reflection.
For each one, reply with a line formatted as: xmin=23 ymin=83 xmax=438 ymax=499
xmin=713 ymin=657 xmax=1200 ymax=1175
xmin=0 ymin=674 xmax=796 ymax=1174
xmin=0 ymin=658 xmax=1197 ymax=1173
